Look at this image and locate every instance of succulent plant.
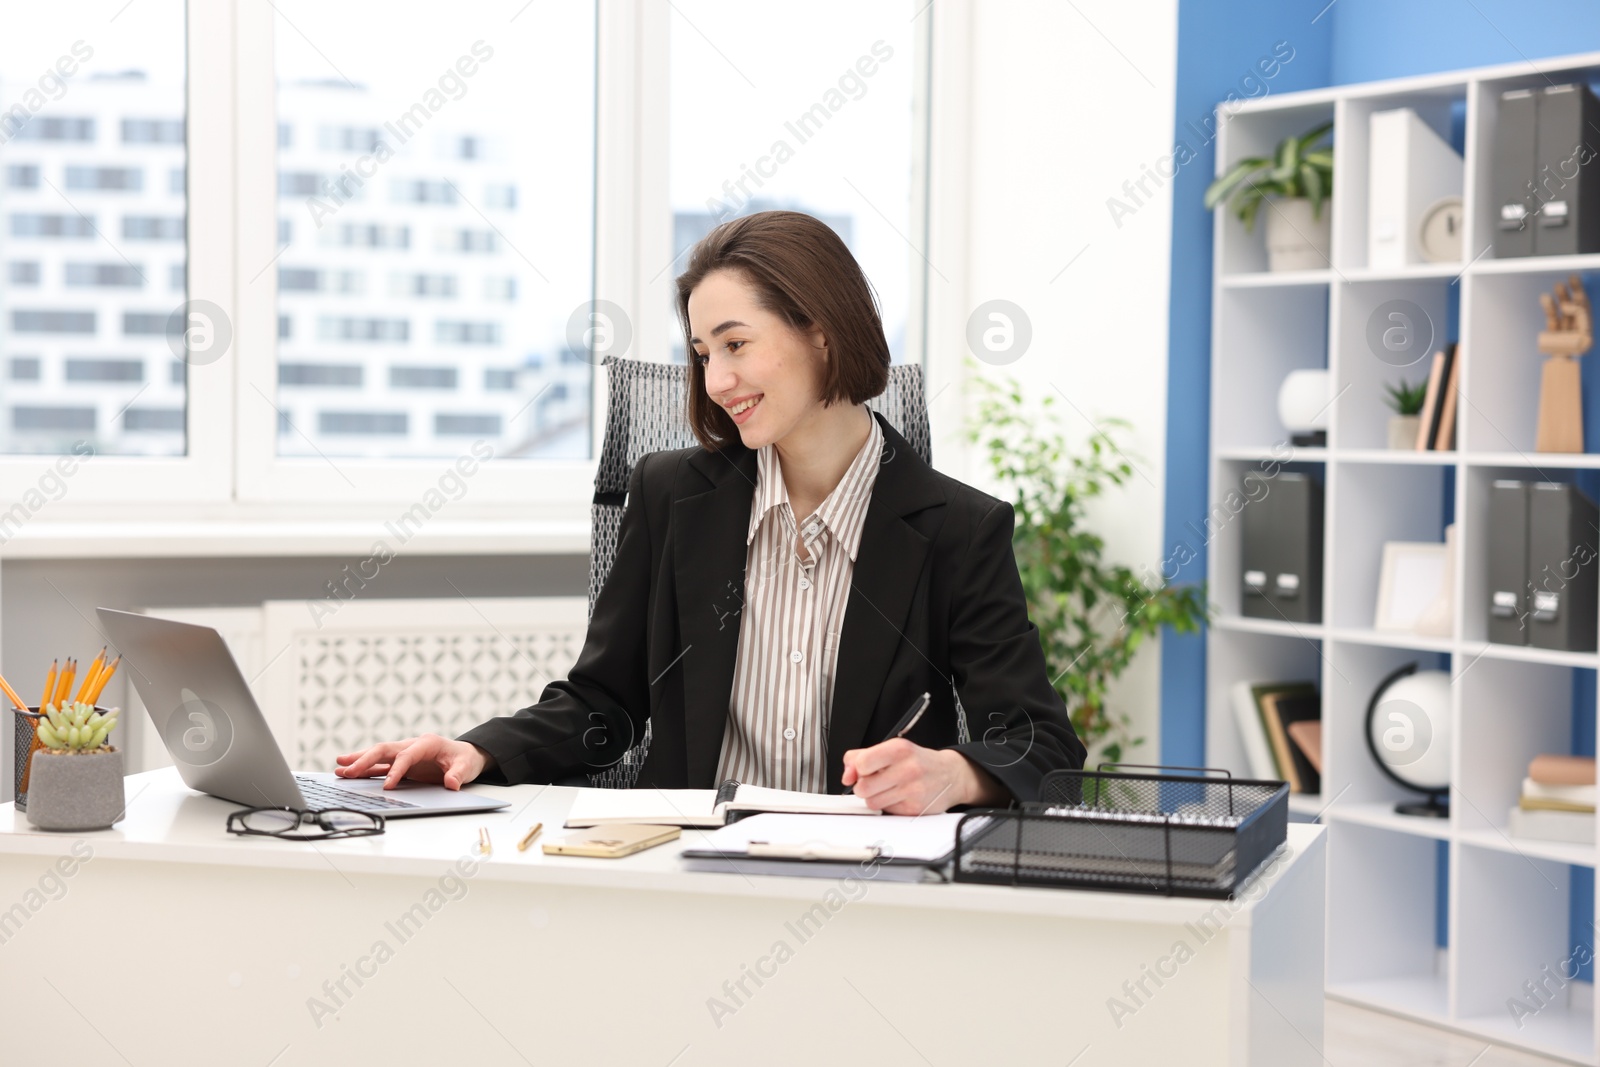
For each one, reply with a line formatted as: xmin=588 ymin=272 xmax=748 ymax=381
xmin=36 ymin=701 xmax=119 ymax=753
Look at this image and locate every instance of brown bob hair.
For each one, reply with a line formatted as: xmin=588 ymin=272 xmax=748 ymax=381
xmin=676 ymin=210 xmax=890 ymax=450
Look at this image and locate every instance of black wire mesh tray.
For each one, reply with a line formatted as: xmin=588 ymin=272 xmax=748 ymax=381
xmin=952 ymin=764 xmax=1289 ymax=898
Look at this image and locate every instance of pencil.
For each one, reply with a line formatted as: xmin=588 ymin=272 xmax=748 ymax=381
xmin=75 ymin=648 xmax=106 ymax=704
xmin=87 ymin=655 xmax=120 ymax=704
xmin=40 ymin=660 xmax=57 ymax=711
xmin=52 ymin=659 xmax=74 ymax=707
xmin=0 ymin=673 xmax=27 ymax=711
xmin=517 ymin=822 xmax=543 ymax=851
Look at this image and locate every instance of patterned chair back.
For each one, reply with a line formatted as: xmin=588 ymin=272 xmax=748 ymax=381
xmin=585 ymin=355 xmax=937 ymax=788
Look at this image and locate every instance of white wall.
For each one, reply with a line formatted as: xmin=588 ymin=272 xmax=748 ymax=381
xmin=956 ymin=0 xmax=1179 ymax=758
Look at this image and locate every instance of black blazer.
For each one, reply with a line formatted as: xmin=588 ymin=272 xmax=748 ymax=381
xmin=459 ymin=411 xmax=1086 ymax=802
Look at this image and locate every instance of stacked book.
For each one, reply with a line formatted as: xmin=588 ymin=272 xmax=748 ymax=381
xmin=1509 ymin=754 xmax=1596 ymax=845
xmin=1230 ymin=680 xmax=1321 ymax=794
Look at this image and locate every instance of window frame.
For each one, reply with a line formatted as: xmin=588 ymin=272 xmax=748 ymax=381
xmin=0 ymin=0 xmax=233 ymax=504
xmin=0 ymin=0 xmax=939 ymax=523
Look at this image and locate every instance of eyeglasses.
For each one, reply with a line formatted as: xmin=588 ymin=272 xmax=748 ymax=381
xmin=226 ymin=806 xmax=385 ymax=840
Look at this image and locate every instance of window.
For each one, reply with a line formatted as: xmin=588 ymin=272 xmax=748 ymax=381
xmin=5 ymin=164 xmax=38 ymax=188
xmin=389 ymin=366 xmax=457 ymax=390
xmin=668 ymin=2 xmax=921 ymax=363
xmin=5 ymin=117 xmax=95 ymax=143
xmin=280 ymin=363 xmax=362 ymax=387
xmin=10 ymin=214 xmax=96 ymax=239
xmin=435 ymin=413 xmax=500 ymax=435
xmin=123 ymin=407 xmax=184 ymax=431
xmin=13 ymin=311 xmax=95 ymax=334
xmin=65 ymin=263 xmax=147 ymax=288
xmin=122 ymin=216 xmax=185 ymax=241
xmin=12 ymin=406 xmax=95 ymax=431
xmin=122 ymin=119 xmax=185 ymax=144
xmin=66 ymin=359 xmax=143 ymax=383
xmin=122 ymin=312 xmax=176 ymax=337
xmin=392 ymin=179 xmax=457 ymax=205
xmin=65 ymin=165 xmax=144 ymax=192
xmin=391 ymin=273 xmax=456 ymax=299
xmin=8 ymin=262 xmax=41 ymax=285
xmin=435 ymin=321 xmax=500 ymax=345
xmin=10 ymin=357 xmax=41 ymax=381
xmin=270 ymin=0 xmax=596 ymax=464
xmin=483 ymin=184 xmax=517 ymax=210
xmin=319 ymin=411 xmax=407 ymax=435
xmin=318 ymin=317 xmax=408 ymax=343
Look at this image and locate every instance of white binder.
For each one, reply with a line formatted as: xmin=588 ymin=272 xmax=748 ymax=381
xmin=1368 ymin=108 xmax=1464 ymax=267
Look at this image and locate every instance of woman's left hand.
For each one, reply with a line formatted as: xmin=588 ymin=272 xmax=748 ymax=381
xmin=840 ymin=739 xmax=1009 ymax=814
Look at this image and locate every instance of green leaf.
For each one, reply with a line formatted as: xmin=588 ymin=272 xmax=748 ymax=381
xmin=1204 ymin=156 xmax=1269 ymax=211
xmin=1298 ymin=120 xmax=1333 ymax=154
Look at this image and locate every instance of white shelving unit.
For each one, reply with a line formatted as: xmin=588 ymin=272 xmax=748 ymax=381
xmin=1205 ymin=52 xmax=1600 ymax=1066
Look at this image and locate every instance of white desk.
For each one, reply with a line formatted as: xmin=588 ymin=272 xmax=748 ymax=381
xmin=0 ymin=769 xmax=1324 ymax=1066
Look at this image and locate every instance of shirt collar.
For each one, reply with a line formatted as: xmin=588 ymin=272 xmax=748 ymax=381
xmin=746 ymin=412 xmax=883 ymax=562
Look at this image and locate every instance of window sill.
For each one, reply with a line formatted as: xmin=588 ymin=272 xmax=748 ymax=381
xmin=0 ymin=517 xmax=590 ymax=560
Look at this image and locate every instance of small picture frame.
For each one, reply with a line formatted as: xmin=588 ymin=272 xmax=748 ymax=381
xmin=1375 ymin=541 xmax=1449 ymax=632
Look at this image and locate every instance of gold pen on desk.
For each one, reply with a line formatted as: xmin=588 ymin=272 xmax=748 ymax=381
xmin=517 ymin=822 xmax=543 ymax=851
xmin=477 ymin=826 xmax=492 ymax=855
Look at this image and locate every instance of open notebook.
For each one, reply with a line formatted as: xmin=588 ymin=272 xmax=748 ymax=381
xmin=563 ymin=781 xmax=876 ymax=828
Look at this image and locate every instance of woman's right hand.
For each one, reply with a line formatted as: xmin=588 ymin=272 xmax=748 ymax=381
xmin=334 ymin=734 xmax=494 ymax=791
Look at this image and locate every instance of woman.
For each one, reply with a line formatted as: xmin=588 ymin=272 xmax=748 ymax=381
xmin=336 ymin=210 xmax=1085 ymax=814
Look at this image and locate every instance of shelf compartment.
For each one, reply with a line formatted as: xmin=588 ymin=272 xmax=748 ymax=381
xmin=1203 ymin=625 xmax=1327 ymax=787
xmin=1324 ymin=641 xmax=1451 ymax=811
xmin=1326 ymin=462 xmax=1453 ymax=631
xmin=1460 ymin=268 xmax=1600 ymax=457
xmin=1328 ymin=821 xmax=1451 ymax=999
xmin=1213 ymin=286 xmax=1329 ymax=451
xmin=1456 ymin=841 xmax=1594 ymax=1062
xmin=1330 ymin=277 xmax=1457 ymax=452
xmin=1457 ymin=465 xmax=1600 ymax=647
xmin=1213 ymin=101 xmax=1337 ymax=277
xmin=1330 ymin=86 xmax=1466 ymax=273
xmin=1457 ymin=656 xmax=1587 ymax=841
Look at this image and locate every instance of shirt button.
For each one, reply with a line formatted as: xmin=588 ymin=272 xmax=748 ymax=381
xmin=783 ymin=727 xmax=796 ymax=741
xmin=789 ymin=650 xmax=803 ymax=664
xmin=804 ymin=524 xmax=819 ymax=538
xmin=799 ymin=578 xmax=811 ymax=590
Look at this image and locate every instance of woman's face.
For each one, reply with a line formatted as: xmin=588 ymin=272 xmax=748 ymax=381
xmin=688 ymin=269 xmax=828 ymax=450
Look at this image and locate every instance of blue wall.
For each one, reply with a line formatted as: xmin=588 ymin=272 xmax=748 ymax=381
xmin=1161 ymin=0 xmax=1600 ymax=763
xmin=1163 ymin=0 xmax=1600 ymax=974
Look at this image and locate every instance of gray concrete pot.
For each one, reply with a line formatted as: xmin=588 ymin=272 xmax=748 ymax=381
xmin=25 ymin=748 xmax=125 ymax=832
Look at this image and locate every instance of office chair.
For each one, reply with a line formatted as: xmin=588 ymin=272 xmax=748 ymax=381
xmin=584 ymin=354 xmax=959 ymax=789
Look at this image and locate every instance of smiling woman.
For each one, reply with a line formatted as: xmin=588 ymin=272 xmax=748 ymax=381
xmin=338 ymin=208 xmax=1087 ymax=810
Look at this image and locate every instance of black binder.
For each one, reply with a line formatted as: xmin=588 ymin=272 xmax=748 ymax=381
xmin=1528 ymin=482 xmax=1599 ymax=652
xmin=1493 ymin=89 xmax=1538 ymax=258
xmin=1241 ymin=472 xmax=1323 ymax=624
xmin=1533 ymin=83 xmax=1600 ymax=256
xmin=1488 ymin=479 xmax=1531 ymax=645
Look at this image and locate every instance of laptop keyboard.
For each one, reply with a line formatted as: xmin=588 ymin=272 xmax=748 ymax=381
xmin=295 ymin=775 xmax=419 ymax=812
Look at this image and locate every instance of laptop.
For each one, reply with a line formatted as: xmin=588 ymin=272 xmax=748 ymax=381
xmin=96 ymin=608 xmax=509 ymax=818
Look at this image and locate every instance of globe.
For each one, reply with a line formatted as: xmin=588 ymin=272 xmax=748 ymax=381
xmin=1366 ymin=665 xmax=1452 ymax=816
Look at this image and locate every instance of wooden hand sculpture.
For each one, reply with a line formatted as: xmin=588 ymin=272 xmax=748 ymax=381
xmin=1536 ymin=274 xmax=1592 ymax=453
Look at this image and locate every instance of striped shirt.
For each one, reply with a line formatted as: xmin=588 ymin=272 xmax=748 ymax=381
xmin=715 ymin=413 xmax=884 ymax=793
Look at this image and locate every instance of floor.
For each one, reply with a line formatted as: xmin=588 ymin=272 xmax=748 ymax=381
xmin=1329 ymin=998 xmax=1581 ymax=1066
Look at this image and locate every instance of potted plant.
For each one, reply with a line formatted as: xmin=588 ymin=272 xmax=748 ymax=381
xmin=967 ymin=371 xmax=1210 ymax=764
xmin=1383 ymin=378 xmax=1428 ymax=449
xmin=25 ymin=700 xmax=124 ymax=831
xmin=1205 ymin=121 xmax=1333 ymax=272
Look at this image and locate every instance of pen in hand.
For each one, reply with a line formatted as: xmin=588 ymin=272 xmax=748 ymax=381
xmin=886 ymin=691 xmax=931 ymax=741
xmin=844 ymin=691 xmax=932 ymax=794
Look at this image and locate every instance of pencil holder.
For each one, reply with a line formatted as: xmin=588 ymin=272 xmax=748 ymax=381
xmin=11 ymin=708 xmax=40 ymax=811
xmin=12 ymin=705 xmax=118 ymax=815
